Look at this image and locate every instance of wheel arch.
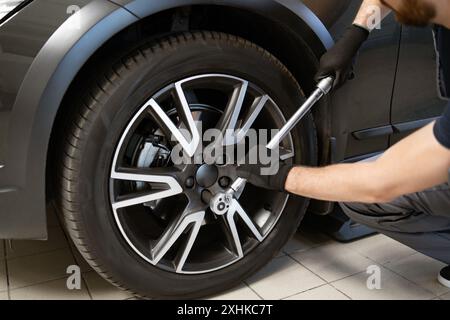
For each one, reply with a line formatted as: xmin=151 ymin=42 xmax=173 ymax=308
xmin=5 ymin=0 xmax=333 ymax=239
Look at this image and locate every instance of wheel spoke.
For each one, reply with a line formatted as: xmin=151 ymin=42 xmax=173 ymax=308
xmin=234 ymin=95 xmax=269 ymax=144
xmin=111 ymin=167 xmax=183 ymax=210
xmin=223 ymin=211 xmax=244 ymax=258
xmin=232 ymin=199 xmax=264 ymax=241
xmin=173 ymin=214 xmax=204 ymax=273
xmin=145 ymin=82 xmax=200 ymax=157
xmin=216 ymin=80 xmax=248 ymax=144
xmin=224 ymin=198 xmax=264 ymax=258
xmin=151 ymin=209 xmax=205 ymax=272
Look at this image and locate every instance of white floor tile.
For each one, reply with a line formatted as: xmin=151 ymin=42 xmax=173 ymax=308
xmin=345 ymin=234 xmax=416 ymax=265
xmin=208 ymin=283 xmax=261 ymax=300
xmin=8 ymin=248 xmax=76 ymax=289
xmin=10 ymin=278 xmax=90 ymax=300
xmin=332 ymin=266 xmax=434 ymax=300
xmin=6 ymin=227 xmax=69 ymax=259
xmin=0 ymin=291 xmax=8 ymax=300
xmin=284 ymin=284 xmax=349 ymax=300
xmin=290 ymin=242 xmax=374 ymax=282
xmin=2 ymin=228 xmax=444 ymax=300
xmin=245 ymin=256 xmax=325 ymax=300
xmin=439 ymin=292 xmax=450 ymax=300
xmin=385 ymin=253 xmax=449 ymax=296
xmin=0 ymin=261 xmax=7 ymax=292
xmin=83 ymin=271 xmax=133 ymax=300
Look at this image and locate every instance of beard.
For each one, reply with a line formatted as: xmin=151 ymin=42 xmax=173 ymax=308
xmin=380 ymin=0 xmax=436 ymax=27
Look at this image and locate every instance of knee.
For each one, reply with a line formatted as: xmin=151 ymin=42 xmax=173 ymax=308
xmin=339 ymin=202 xmax=376 ymax=225
xmin=340 ymin=202 xmax=371 ymax=217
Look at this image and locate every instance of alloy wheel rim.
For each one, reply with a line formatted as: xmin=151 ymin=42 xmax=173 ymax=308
xmin=109 ymin=74 xmax=295 ymax=274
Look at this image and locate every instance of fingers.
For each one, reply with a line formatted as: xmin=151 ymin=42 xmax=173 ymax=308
xmin=314 ymin=25 xmax=369 ymax=90
xmin=314 ymin=69 xmax=336 ymax=83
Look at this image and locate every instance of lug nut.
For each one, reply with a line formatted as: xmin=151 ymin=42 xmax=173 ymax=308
xmin=218 ymin=176 xmax=230 ymax=188
xmin=185 ymin=177 xmax=195 ymax=189
xmin=201 ymin=190 xmax=212 ymax=204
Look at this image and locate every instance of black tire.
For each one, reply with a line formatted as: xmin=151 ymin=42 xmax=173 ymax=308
xmin=57 ymin=31 xmax=317 ymax=299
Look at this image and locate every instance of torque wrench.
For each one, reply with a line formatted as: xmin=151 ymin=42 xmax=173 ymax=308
xmin=225 ymin=77 xmax=334 ymax=202
xmin=210 ymin=177 xmax=247 ymax=215
xmin=266 ymin=76 xmax=334 ymax=150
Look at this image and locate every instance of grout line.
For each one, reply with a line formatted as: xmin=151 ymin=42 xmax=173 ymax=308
xmin=80 ymin=272 xmax=94 ymax=300
xmin=242 ymin=281 xmax=264 ymax=300
xmin=329 ymin=237 xmax=438 ymax=297
xmin=286 ymin=252 xmax=365 ymax=285
xmin=285 ymin=254 xmax=329 ymax=283
xmin=52 ymin=204 xmax=93 ymax=301
xmin=287 ymin=233 xmax=437 ymax=299
xmin=289 ymin=241 xmax=420 ymax=286
xmin=5 ymin=243 xmax=71 ymax=262
xmin=9 ymin=274 xmax=72 ymax=292
xmin=280 ymin=283 xmax=328 ymax=300
xmin=348 ymin=239 xmax=419 ymax=267
xmin=328 ymin=269 xmax=367 ymax=284
xmin=6 ymin=246 xmax=72 ymax=263
xmin=328 ymin=282 xmax=353 ymax=300
xmin=380 ymin=258 xmax=444 ymax=297
xmin=438 ymin=291 xmax=450 ymax=299
xmin=268 ymin=254 xmax=350 ymax=300
xmin=243 ymin=254 xmax=326 ymax=300
xmin=379 ymin=251 xmax=419 ymax=267
xmin=4 ymin=204 xmax=93 ymax=300
xmin=5 ymin=223 xmax=71 ymax=262
xmin=327 ymin=255 xmax=439 ymax=298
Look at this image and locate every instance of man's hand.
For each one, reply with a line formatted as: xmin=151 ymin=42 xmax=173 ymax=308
xmin=315 ymin=25 xmax=370 ymax=88
xmin=316 ymin=0 xmax=391 ymax=88
xmin=236 ymin=163 xmax=293 ymax=192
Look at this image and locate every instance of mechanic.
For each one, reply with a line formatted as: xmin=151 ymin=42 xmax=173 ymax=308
xmin=238 ymin=0 xmax=450 ymax=288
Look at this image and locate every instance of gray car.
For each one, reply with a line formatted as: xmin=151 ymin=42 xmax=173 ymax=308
xmin=0 ymin=0 xmax=446 ymax=298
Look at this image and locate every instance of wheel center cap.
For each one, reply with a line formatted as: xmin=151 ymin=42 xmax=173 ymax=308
xmin=196 ymin=164 xmax=219 ymax=188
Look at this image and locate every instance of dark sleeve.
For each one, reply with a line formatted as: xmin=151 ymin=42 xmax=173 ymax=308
xmin=434 ymin=102 xmax=450 ymax=149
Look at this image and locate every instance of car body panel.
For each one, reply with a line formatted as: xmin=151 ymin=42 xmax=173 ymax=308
xmin=390 ymin=26 xmax=447 ymax=144
xmin=0 ymin=0 xmax=338 ymax=239
xmin=331 ymin=12 xmax=401 ymax=158
xmin=0 ymin=0 xmax=137 ymax=239
xmin=112 ymin=0 xmax=335 ymax=51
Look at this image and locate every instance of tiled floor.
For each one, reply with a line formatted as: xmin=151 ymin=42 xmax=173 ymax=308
xmin=0 ymin=209 xmax=448 ymax=300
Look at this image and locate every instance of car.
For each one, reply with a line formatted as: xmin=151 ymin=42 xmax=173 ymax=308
xmin=0 ymin=0 xmax=446 ymax=299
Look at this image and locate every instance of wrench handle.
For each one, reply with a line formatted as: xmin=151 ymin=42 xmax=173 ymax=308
xmin=266 ymin=76 xmax=334 ymax=150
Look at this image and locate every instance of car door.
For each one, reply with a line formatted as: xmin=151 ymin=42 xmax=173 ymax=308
xmin=390 ymin=26 xmax=447 ymax=144
xmin=331 ymin=5 xmax=401 ymax=160
xmin=304 ymin=0 xmax=402 ymax=161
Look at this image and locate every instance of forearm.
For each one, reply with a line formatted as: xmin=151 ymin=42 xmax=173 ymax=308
xmin=354 ymin=0 xmax=391 ymax=31
xmin=285 ymin=123 xmax=450 ymax=203
xmin=285 ymin=162 xmax=385 ymax=203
